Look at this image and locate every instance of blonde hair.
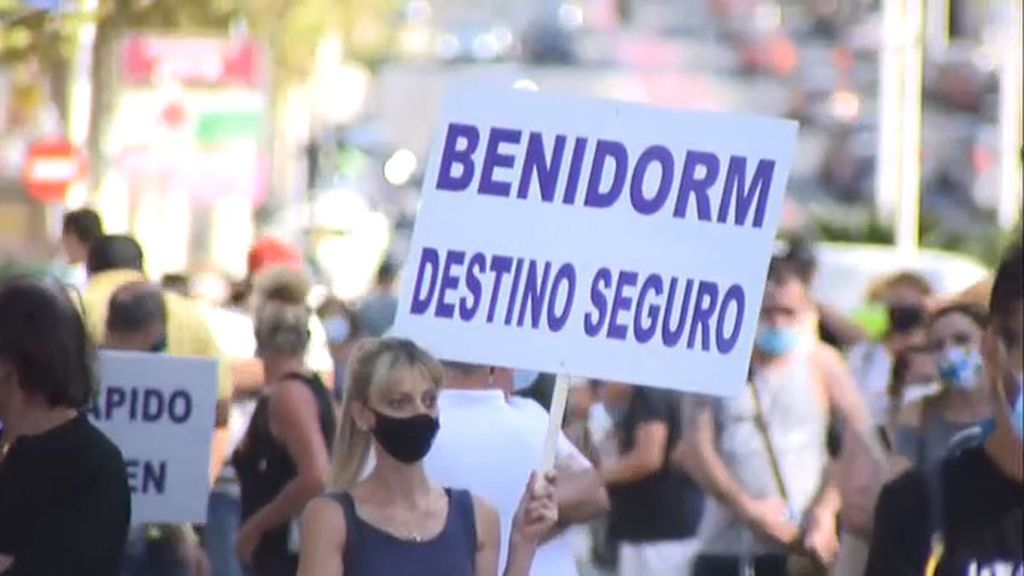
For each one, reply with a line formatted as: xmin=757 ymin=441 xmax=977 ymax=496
xmin=867 ymin=271 xmax=933 ymax=302
xmin=252 ymin=265 xmax=310 ymax=308
xmin=330 ymin=338 xmax=444 ymax=490
xmin=254 ymin=299 xmax=310 ymax=357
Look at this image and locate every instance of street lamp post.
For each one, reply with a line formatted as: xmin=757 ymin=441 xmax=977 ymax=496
xmin=876 ymin=0 xmax=905 ymax=222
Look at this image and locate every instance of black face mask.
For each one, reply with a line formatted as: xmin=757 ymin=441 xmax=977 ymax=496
xmin=888 ymin=304 xmax=926 ymax=334
xmin=371 ymin=411 xmax=440 ymax=464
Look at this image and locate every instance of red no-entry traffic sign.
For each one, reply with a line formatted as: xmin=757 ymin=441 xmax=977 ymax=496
xmin=22 ymin=138 xmax=87 ymax=203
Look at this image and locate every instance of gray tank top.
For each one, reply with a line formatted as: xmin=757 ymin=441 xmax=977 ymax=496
xmin=700 ymin=358 xmax=830 ymax=556
xmin=895 ymin=401 xmax=986 ymax=468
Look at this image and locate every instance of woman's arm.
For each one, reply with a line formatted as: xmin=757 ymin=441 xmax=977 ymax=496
xmin=504 ymin=472 xmax=558 ymax=576
xmin=237 ymin=381 xmax=331 ymax=563
xmin=685 ymin=400 xmax=755 ymax=518
xmin=473 ymin=497 xmax=501 ymax=576
xmin=297 ymin=497 xmax=346 ymax=576
xmin=600 ymin=422 xmax=668 ymax=485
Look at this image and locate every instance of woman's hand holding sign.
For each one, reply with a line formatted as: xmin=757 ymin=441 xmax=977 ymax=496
xmin=504 ymin=471 xmax=559 ymax=576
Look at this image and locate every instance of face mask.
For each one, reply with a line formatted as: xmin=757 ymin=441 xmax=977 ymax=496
xmin=371 ymin=411 xmax=440 ymax=464
xmin=937 ymin=346 xmax=984 ymax=391
xmin=755 ymin=326 xmax=801 ymax=357
xmin=512 ymin=370 xmax=539 ymax=392
xmin=995 ymin=338 xmax=1023 ymax=439
xmin=901 ymin=380 xmax=943 ymax=404
xmin=323 ymin=315 xmax=352 ymax=345
xmin=888 ymin=304 xmax=926 ymax=334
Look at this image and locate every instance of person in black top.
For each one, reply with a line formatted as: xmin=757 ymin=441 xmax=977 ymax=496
xmin=866 ymin=241 xmax=1024 ymax=575
xmin=600 ymin=382 xmax=704 ymax=576
xmin=233 ymin=270 xmax=336 ymax=576
xmin=0 ymin=276 xmax=131 ymax=576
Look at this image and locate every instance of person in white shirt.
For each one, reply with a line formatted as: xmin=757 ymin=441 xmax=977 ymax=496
xmin=425 ymin=362 xmax=610 ymax=576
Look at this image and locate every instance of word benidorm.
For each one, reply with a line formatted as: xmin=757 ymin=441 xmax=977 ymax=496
xmin=435 ymin=122 xmax=775 ymax=228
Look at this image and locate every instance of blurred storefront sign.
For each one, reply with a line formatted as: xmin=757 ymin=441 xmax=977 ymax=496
xmin=120 ymin=36 xmax=266 ymax=89
xmin=103 ymin=35 xmax=269 ymax=278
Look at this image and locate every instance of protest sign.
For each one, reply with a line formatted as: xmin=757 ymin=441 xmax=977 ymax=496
xmin=393 ymin=86 xmax=798 ymax=398
xmin=88 ymin=351 xmax=218 ymax=525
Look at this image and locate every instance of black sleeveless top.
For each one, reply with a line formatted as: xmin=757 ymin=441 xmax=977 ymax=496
xmin=332 ymin=488 xmax=477 ymax=576
xmin=234 ymin=372 xmax=336 ymax=570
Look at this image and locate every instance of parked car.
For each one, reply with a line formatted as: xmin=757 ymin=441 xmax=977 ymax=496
xmin=924 ymin=41 xmax=999 ymax=114
xmin=786 ymin=47 xmax=862 ymax=128
xmin=725 ymin=1 xmax=798 ymax=77
xmin=818 ymin=120 xmax=877 ymax=202
xmin=520 ymin=4 xmax=581 ymax=66
xmin=433 ymin=20 xmax=517 ymax=64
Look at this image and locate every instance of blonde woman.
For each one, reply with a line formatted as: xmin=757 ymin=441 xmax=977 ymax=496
xmin=297 ymin=338 xmax=558 ymax=576
xmin=233 ymin=281 xmax=336 ymax=576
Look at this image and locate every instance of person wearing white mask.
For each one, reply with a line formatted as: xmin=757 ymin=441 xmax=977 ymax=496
xmin=893 ymin=303 xmax=992 ymax=469
xmin=867 ymin=241 xmax=1023 ymax=574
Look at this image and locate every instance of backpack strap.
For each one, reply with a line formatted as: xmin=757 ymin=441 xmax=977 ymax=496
xmin=923 ymin=462 xmax=946 ymax=576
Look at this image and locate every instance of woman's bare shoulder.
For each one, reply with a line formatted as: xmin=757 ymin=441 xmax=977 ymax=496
xmin=470 ymin=494 xmax=500 ymax=547
xmin=302 ymin=493 xmax=348 ymax=538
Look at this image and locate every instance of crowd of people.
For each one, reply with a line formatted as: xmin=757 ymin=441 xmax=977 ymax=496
xmin=0 ymin=206 xmax=1020 ymax=576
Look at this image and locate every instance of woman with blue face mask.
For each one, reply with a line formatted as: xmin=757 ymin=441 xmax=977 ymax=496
xmin=865 ymin=241 xmax=1023 ymax=576
xmin=318 ymin=298 xmax=361 ymax=400
xmin=893 ymin=303 xmax=992 ymax=468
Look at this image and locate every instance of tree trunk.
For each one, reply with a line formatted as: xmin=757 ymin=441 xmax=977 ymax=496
xmin=85 ymin=0 xmax=127 ymax=194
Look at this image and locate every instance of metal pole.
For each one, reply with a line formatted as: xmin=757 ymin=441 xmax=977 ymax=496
xmin=896 ymin=0 xmax=925 ymax=253
xmin=876 ymin=0 xmax=905 ymax=221
xmin=997 ymin=0 xmax=1023 ymax=230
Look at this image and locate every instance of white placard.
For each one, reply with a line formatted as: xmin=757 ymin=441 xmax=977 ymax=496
xmin=394 ymin=87 xmax=797 ymax=397
xmin=89 ymin=351 xmax=218 ymax=525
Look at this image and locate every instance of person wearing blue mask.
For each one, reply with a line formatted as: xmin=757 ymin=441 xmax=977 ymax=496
xmin=318 ymin=297 xmax=361 ymax=398
xmin=893 ymin=303 xmax=992 ymax=469
xmin=686 ymin=258 xmax=875 ymax=576
xmin=867 ymin=241 xmax=1023 ymax=575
